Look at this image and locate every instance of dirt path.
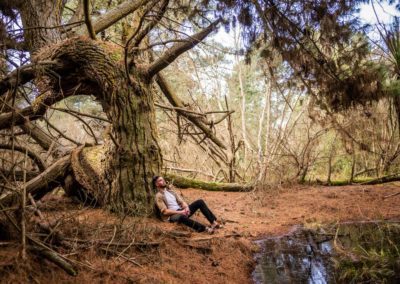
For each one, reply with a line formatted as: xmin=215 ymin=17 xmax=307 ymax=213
xmin=1 ymin=183 xmax=399 ymax=283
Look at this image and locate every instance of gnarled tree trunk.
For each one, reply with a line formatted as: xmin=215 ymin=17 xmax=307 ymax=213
xmin=35 ymin=38 xmax=162 ymax=215
xmin=6 ymin=0 xmax=217 ymax=216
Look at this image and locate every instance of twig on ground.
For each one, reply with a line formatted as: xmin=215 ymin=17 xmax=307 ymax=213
xmin=384 ymin=191 xmax=400 ymax=199
xmin=99 ymin=247 xmax=142 ymax=267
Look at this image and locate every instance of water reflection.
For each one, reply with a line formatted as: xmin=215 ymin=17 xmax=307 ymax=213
xmin=253 ymin=221 xmax=400 ymax=284
xmin=253 ymin=233 xmax=333 ymax=283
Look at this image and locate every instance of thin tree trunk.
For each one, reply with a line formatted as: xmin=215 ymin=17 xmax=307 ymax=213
xmin=257 ymin=88 xmax=267 ymax=167
xmin=258 ymin=79 xmax=272 ymax=182
xmin=225 ymin=96 xmax=236 ymax=182
xmin=326 ymin=135 xmax=337 ymax=185
xmin=233 ymin=27 xmax=249 ymax=161
xmin=349 ymin=144 xmax=356 ymax=183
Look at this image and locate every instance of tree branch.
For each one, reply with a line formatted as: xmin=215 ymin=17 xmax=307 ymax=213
xmin=20 ymin=120 xmax=56 ymax=151
xmin=155 ymin=73 xmax=226 ymax=149
xmin=130 ymin=0 xmax=169 ymax=48
xmin=146 ymin=19 xmax=220 ymax=78
xmin=0 ymin=61 xmax=60 ymax=97
xmin=75 ymin=0 xmax=150 ymax=35
xmin=83 ymin=0 xmax=96 ymax=40
xmin=67 ymin=1 xmax=84 ymax=25
xmin=165 ymin=174 xmax=253 ymax=192
xmin=0 ymin=144 xmax=46 ymax=171
xmin=0 ymin=106 xmax=36 ymax=130
xmin=154 ymin=102 xmax=204 ymax=116
xmin=0 ymin=83 xmax=87 ymax=131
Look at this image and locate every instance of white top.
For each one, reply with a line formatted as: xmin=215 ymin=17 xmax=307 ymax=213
xmin=164 ymin=190 xmax=181 ymax=211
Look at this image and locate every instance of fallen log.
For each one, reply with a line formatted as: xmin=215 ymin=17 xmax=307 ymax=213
xmin=165 ymin=174 xmax=253 ymax=192
xmin=360 ymin=174 xmax=400 ymax=185
xmin=315 ymin=174 xmax=400 ymax=186
xmin=0 ymin=155 xmax=71 ymax=207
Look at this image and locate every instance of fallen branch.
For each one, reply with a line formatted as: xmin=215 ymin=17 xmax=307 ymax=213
xmin=62 ymin=238 xmax=160 ymax=249
xmin=316 ymin=174 xmax=400 ymax=186
xmin=99 ymin=247 xmax=142 ymax=267
xmin=0 ymin=170 xmax=39 ymax=181
xmin=164 ymin=166 xmax=215 ymax=179
xmin=165 ymin=230 xmax=192 ymax=238
xmin=29 ymin=245 xmax=77 ymax=276
xmin=0 ymin=200 xmax=77 ymax=276
xmin=190 ymin=233 xmax=243 ymax=242
xmin=0 ymin=155 xmax=71 ymax=207
xmin=384 ymin=192 xmax=400 ymax=199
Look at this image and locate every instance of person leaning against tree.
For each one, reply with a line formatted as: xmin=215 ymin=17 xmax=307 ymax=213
xmin=153 ymin=176 xmax=223 ymax=234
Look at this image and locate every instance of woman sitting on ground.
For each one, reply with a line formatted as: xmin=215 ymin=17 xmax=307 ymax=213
xmin=153 ymin=176 xmax=222 ymax=233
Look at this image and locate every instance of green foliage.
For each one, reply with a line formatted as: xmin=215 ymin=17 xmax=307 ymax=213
xmin=386 ymin=80 xmax=400 ymax=98
xmin=333 ymin=223 xmax=400 ymax=283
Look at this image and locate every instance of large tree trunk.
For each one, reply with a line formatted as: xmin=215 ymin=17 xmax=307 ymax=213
xmin=34 ymin=38 xmax=162 ymax=215
xmin=10 ymin=0 xmax=218 ymax=216
xmin=104 ymin=73 xmax=162 ymax=215
xmin=15 ymin=0 xmax=162 ymax=215
xmin=18 ymin=0 xmax=63 ymax=53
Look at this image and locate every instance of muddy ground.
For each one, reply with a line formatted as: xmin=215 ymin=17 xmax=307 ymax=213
xmin=0 ymin=183 xmax=399 ymax=283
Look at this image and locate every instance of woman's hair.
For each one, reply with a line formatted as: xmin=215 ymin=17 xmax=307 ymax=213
xmin=152 ymin=176 xmax=160 ymax=190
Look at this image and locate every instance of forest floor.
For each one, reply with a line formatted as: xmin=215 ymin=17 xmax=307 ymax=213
xmin=1 ymin=182 xmax=400 ymax=283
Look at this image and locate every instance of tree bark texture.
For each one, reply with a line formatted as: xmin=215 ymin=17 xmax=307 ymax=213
xmin=18 ymin=0 xmax=63 ymax=52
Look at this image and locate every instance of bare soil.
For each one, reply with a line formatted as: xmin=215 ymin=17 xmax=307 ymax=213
xmin=0 ymin=183 xmax=399 ymax=283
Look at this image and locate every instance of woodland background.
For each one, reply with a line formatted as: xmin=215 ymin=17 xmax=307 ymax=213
xmin=1 ymin=1 xmax=398 ymax=186
xmin=0 ymin=0 xmax=400 ymax=282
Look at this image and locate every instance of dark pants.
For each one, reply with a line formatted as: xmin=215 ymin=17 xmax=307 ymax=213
xmin=169 ymin=199 xmax=217 ymax=232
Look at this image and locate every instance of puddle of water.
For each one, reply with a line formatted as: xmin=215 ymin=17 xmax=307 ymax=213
xmin=253 ymin=221 xmax=400 ymax=284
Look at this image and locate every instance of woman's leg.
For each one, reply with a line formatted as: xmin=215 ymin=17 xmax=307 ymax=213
xmin=170 ymin=214 xmax=206 ymax=232
xmin=188 ymin=199 xmax=216 ymax=224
